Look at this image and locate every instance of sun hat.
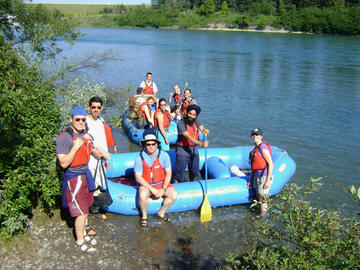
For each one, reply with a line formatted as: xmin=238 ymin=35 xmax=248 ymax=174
xmin=186 ymin=104 xmax=201 ymax=115
xmin=71 ymin=106 xmax=87 ymax=116
xmin=251 ymin=128 xmax=263 ymax=136
xmin=140 ymin=132 xmax=161 ymax=147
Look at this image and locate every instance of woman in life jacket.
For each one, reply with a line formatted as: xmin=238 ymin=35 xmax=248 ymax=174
xmin=179 ymin=88 xmax=197 ymax=116
xmin=154 ymin=98 xmax=172 ymax=150
xmin=136 ymin=97 xmax=154 ymax=129
xmin=248 ymin=128 xmax=273 ymax=216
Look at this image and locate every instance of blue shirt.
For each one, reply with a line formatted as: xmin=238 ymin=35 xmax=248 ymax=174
xmin=134 ymin=149 xmax=171 ymax=174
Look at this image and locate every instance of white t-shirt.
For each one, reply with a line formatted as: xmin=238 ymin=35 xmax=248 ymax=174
xmin=86 ymin=115 xmax=108 ymax=187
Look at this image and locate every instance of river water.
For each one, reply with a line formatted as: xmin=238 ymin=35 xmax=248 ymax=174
xmin=57 ymin=28 xmax=360 ymax=268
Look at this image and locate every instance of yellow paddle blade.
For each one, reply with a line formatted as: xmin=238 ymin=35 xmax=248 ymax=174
xmin=115 ymin=118 xmax=122 ymax=128
xmin=200 ymin=194 xmax=212 ymax=223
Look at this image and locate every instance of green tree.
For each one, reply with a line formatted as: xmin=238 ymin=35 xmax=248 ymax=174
xmin=0 ymin=0 xmax=78 ymax=237
xmin=197 ymin=0 xmax=216 ymax=16
xmin=219 ymin=1 xmax=230 ymax=14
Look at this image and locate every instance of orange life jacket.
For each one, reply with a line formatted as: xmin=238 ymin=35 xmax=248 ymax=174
xmin=143 ymin=81 xmax=154 ymax=95
xmin=137 ymin=102 xmax=149 ymax=119
xmin=179 ymin=120 xmax=199 ymax=147
xmin=140 ymin=150 xmax=166 ymax=185
xmin=174 ymin=93 xmax=183 ymax=104
xmin=250 ymin=142 xmax=272 ymax=170
xmin=60 ymin=128 xmax=92 ymax=168
xmin=154 ymin=108 xmax=171 ymax=129
xmin=181 ymin=98 xmax=194 ymax=115
xmin=103 ymin=122 xmax=115 ymax=148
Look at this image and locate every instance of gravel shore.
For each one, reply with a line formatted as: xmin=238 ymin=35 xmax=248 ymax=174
xmin=0 ymin=208 xmax=157 ymax=270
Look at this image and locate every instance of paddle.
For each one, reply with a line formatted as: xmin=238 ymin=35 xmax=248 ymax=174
xmin=115 ymin=106 xmax=128 ymax=128
xmin=176 ymin=82 xmax=188 ymax=106
xmin=200 ymin=135 xmax=212 ymax=223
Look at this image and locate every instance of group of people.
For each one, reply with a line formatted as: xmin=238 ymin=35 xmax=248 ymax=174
xmin=127 ymin=73 xmax=198 ymax=151
xmin=56 ymin=72 xmax=274 ymax=253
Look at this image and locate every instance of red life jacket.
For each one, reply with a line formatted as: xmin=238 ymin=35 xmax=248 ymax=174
xmin=154 ymin=108 xmax=171 ymax=129
xmin=143 ymin=81 xmax=154 ymax=95
xmin=179 ymin=120 xmax=199 ymax=147
xmin=140 ymin=150 xmax=166 ymax=185
xmin=137 ymin=102 xmax=149 ymax=119
xmin=250 ymin=142 xmax=272 ymax=170
xmin=103 ymin=122 xmax=115 ymax=148
xmin=181 ymin=98 xmax=194 ymax=115
xmin=59 ymin=128 xmax=92 ymax=168
xmin=174 ymin=93 xmax=183 ymax=104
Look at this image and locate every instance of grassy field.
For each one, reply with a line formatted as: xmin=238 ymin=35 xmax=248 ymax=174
xmin=26 ymin=3 xmax=143 ymax=16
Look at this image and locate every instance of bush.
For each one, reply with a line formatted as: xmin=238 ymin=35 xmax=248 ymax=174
xmin=225 ymin=177 xmax=360 ymax=269
xmin=0 ymin=47 xmax=60 ymax=238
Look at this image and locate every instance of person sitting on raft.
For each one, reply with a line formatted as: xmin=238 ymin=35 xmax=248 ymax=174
xmin=178 ymin=88 xmax=197 ymax=117
xmin=134 ymin=131 xmax=178 ymax=227
xmin=147 ymin=96 xmax=157 ymax=124
xmin=154 ymin=98 xmax=172 ymax=151
xmin=173 ymin=104 xmax=209 ymax=183
xmin=127 ymin=88 xmax=154 ymax=129
xmin=248 ymin=128 xmax=273 ymax=217
xmin=127 ymin=87 xmax=146 ymax=120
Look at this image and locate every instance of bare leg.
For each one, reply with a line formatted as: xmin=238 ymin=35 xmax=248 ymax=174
xmin=75 ymin=214 xmax=87 ymax=243
xmin=157 ymin=187 xmax=178 ymax=217
xmin=138 ymin=186 xmax=150 ymax=219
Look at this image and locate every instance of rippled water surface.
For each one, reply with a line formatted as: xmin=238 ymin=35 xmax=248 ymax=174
xmin=58 ymin=28 xmax=360 ymax=268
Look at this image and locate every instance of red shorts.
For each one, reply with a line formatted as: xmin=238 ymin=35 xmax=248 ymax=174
xmin=65 ymin=175 xmax=94 ymax=217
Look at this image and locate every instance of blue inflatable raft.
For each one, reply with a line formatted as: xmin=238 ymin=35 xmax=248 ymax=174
xmin=104 ymin=146 xmax=296 ymax=215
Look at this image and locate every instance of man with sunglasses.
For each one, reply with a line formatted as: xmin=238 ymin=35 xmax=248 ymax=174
xmin=56 ymin=106 xmax=96 ymax=253
xmin=134 ymin=131 xmax=178 ymax=227
xmin=86 ymin=97 xmax=117 ymax=218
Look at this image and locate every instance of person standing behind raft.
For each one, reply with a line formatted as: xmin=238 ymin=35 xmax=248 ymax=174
xmin=173 ymin=104 xmax=209 ymax=183
xmin=56 ymin=106 xmax=96 ymax=253
xmin=154 ymin=98 xmax=172 ymax=151
xmin=140 ymin=72 xmax=158 ymax=97
xmin=134 ymin=131 xmax=178 ymax=227
xmin=248 ymin=128 xmax=273 ymax=217
xmin=86 ymin=96 xmax=117 ymax=218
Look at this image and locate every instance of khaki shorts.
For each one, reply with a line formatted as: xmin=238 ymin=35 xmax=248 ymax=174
xmin=254 ymin=174 xmax=274 ymax=197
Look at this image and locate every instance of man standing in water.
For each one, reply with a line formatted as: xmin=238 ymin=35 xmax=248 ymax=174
xmin=173 ymin=104 xmax=209 ymax=183
xmin=134 ymin=132 xmax=178 ymax=227
xmin=86 ymin=97 xmax=117 ymax=218
xmin=56 ymin=106 xmax=96 ymax=253
xmin=248 ymin=128 xmax=273 ymax=217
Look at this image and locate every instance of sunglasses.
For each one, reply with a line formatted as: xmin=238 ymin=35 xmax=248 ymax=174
xmin=146 ymin=143 xmax=157 ymax=146
xmin=91 ymin=106 xmax=102 ymax=110
xmin=159 ymin=104 xmax=167 ymax=106
xmin=74 ymin=118 xmax=86 ymax=122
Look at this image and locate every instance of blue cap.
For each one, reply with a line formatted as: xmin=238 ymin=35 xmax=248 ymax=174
xmin=71 ymin=106 xmax=87 ymax=116
xmin=251 ymin=128 xmax=263 ymax=136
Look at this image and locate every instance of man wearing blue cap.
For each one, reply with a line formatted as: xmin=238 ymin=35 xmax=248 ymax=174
xmin=173 ymin=104 xmax=209 ymax=183
xmin=56 ymin=106 xmax=97 ymax=253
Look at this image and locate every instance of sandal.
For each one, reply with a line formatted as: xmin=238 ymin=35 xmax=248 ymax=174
xmin=140 ymin=218 xmax=148 ymax=227
xmin=76 ymin=241 xmax=97 ymax=254
xmin=84 ymin=235 xmax=97 ymax=246
xmin=155 ymin=214 xmax=171 ymax=222
xmin=85 ymin=226 xmax=96 ymax=236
